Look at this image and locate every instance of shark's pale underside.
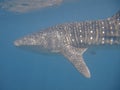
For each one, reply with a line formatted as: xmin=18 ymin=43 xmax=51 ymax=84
xmin=14 ymin=10 xmax=120 ymax=78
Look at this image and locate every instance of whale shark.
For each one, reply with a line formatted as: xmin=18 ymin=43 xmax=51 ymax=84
xmin=14 ymin=10 xmax=120 ymax=78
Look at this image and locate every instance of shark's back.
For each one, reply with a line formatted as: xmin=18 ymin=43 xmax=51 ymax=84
xmin=52 ymin=11 xmax=120 ymax=48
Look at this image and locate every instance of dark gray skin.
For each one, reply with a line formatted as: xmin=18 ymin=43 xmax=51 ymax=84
xmin=14 ymin=10 xmax=120 ymax=78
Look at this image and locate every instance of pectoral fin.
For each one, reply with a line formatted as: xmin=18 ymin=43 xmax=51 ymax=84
xmin=61 ymin=45 xmax=91 ymax=78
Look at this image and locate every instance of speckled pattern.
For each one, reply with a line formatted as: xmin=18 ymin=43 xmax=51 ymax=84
xmin=14 ymin=10 xmax=120 ymax=78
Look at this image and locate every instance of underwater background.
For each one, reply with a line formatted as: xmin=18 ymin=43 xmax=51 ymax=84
xmin=0 ymin=0 xmax=120 ymax=90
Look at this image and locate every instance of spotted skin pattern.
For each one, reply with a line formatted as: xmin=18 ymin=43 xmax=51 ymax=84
xmin=14 ymin=10 xmax=120 ymax=78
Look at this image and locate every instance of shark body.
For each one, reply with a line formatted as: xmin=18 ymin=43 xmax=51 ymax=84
xmin=14 ymin=10 xmax=120 ymax=78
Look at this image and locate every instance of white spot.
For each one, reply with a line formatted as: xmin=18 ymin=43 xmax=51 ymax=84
xmin=110 ymin=27 xmax=113 ymax=29
xmin=70 ymin=34 xmax=72 ymax=36
xmin=80 ymin=40 xmax=83 ymax=43
xmin=102 ymin=38 xmax=105 ymax=40
xmin=102 ymin=27 xmax=104 ymax=29
xmin=80 ymin=35 xmax=82 ymax=37
xmin=80 ymin=30 xmax=82 ymax=32
xmin=102 ymin=22 xmax=104 ymax=24
xmin=72 ymin=39 xmax=74 ymax=42
xmin=90 ymin=37 xmax=93 ymax=40
xmin=110 ymin=38 xmax=113 ymax=44
xmin=90 ymin=30 xmax=93 ymax=33
xmin=102 ymin=31 xmax=105 ymax=34
xmin=102 ymin=41 xmax=104 ymax=44
xmin=119 ymin=23 xmax=120 ymax=25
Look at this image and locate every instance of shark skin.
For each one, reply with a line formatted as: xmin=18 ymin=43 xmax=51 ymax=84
xmin=14 ymin=10 xmax=120 ymax=78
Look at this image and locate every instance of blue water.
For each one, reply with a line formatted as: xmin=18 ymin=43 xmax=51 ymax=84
xmin=0 ymin=0 xmax=120 ymax=90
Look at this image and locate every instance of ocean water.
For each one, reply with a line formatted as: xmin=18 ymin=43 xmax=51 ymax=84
xmin=0 ymin=0 xmax=120 ymax=90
